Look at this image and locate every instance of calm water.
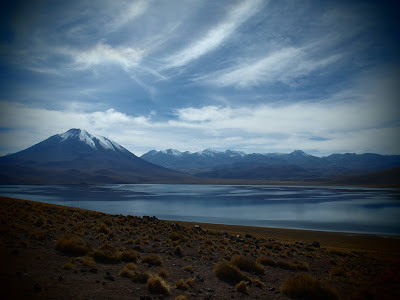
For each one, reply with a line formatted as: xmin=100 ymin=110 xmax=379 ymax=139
xmin=1 ymin=184 xmax=400 ymax=235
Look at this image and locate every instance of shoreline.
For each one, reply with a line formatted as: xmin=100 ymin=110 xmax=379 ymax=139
xmin=2 ymin=196 xmax=400 ymax=254
xmin=1 ymin=196 xmax=400 ymax=299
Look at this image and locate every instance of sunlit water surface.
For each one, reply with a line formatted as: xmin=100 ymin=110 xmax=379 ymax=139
xmin=1 ymin=184 xmax=399 ymax=235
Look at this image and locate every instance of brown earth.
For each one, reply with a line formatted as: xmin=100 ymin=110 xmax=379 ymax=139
xmin=0 ymin=196 xmax=399 ymax=300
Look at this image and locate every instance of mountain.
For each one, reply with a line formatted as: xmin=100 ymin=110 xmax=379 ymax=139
xmin=141 ymin=149 xmax=246 ymax=174
xmin=141 ymin=148 xmax=400 ymax=181
xmin=0 ymin=129 xmax=188 ymax=184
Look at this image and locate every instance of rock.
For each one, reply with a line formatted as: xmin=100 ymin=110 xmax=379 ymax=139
xmin=255 ymin=243 xmax=260 ymax=249
xmin=104 ymin=274 xmax=115 ymax=281
xmin=58 ymin=276 xmax=63 ymax=281
xmin=311 ymin=241 xmax=320 ymax=248
xmin=245 ymin=234 xmax=252 ymax=238
xmin=89 ymin=268 xmax=98 ymax=274
xmin=268 ymin=238 xmax=275 ymax=242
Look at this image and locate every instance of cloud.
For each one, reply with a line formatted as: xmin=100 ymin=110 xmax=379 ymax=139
xmin=201 ymin=47 xmax=341 ymax=88
xmin=1 ymin=95 xmax=399 ymax=156
xmin=63 ymin=43 xmax=143 ymax=71
xmin=162 ymin=0 xmax=264 ymax=69
xmin=107 ymin=0 xmax=148 ymax=32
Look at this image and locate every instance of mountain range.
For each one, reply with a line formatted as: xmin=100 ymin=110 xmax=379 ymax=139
xmin=0 ymin=129 xmax=187 ymax=184
xmin=141 ymin=149 xmax=400 ymax=181
xmin=0 ymin=129 xmax=399 ymax=185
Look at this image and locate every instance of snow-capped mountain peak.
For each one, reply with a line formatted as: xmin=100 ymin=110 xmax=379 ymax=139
xmin=59 ymin=129 xmax=125 ymax=152
xmin=290 ymin=150 xmax=310 ymax=156
xmin=161 ymin=149 xmax=183 ymax=156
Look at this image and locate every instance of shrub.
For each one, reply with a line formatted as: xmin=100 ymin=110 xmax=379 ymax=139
xmin=257 ymin=256 xmax=277 ymax=267
xmin=231 ymin=255 xmax=264 ymax=275
xmin=93 ymin=241 xmax=121 ymax=262
xmin=174 ymin=245 xmax=183 ymax=257
xmin=147 ymin=274 xmax=170 ymax=295
xmin=142 ymin=254 xmax=162 ymax=266
xmin=98 ymin=223 xmax=110 ymax=234
xmin=236 ymin=281 xmax=249 ymax=294
xmin=280 ymin=273 xmax=339 ymax=300
xmin=214 ymin=261 xmax=250 ymax=283
xmin=174 ymin=296 xmax=186 ymax=300
xmin=77 ymin=256 xmax=96 ymax=266
xmin=276 ymin=260 xmax=291 ymax=270
xmin=185 ymin=278 xmax=195 ymax=287
xmin=253 ymin=279 xmax=264 ymax=288
xmin=169 ymin=232 xmax=182 ymax=241
xmin=120 ymin=249 xmax=139 ymax=263
xmin=289 ymin=260 xmax=309 ymax=271
xmin=176 ymin=279 xmax=188 ymax=290
xmin=119 ymin=263 xmax=137 ymax=279
xmin=55 ymin=233 xmax=90 ymax=255
xmin=157 ymin=269 xmax=169 ymax=278
xmin=133 ymin=271 xmax=151 ymax=284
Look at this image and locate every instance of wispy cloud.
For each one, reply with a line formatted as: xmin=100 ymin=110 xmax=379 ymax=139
xmin=162 ymin=0 xmax=264 ymax=70
xmin=201 ymin=47 xmax=341 ymax=88
xmin=2 ymin=93 xmax=399 ymax=156
xmin=106 ymin=0 xmax=148 ymax=32
xmin=63 ymin=43 xmax=144 ymax=70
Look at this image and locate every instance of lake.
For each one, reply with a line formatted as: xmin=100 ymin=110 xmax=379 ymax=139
xmin=1 ymin=184 xmax=399 ymax=235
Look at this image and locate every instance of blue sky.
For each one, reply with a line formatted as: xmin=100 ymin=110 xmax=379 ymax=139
xmin=0 ymin=0 xmax=399 ymax=156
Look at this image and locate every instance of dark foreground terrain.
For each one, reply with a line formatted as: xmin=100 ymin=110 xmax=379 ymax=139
xmin=1 ymin=196 xmax=399 ymax=299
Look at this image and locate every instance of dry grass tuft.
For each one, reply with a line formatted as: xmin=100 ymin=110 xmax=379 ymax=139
xmin=235 ymin=281 xmax=249 ymax=294
xmin=231 ymin=255 xmax=264 ymax=275
xmin=214 ymin=261 xmax=250 ymax=283
xmin=93 ymin=241 xmax=121 ymax=262
xmin=119 ymin=263 xmax=137 ymax=279
xmin=157 ymin=269 xmax=169 ymax=278
xmin=174 ymin=296 xmax=187 ymax=300
xmin=253 ymin=279 xmax=264 ymax=288
xmin=55 ymin=233 xmax=90 ymax=255
xmin=147 ymin=274 xmax=170 ymax=295
xmin=120 ymin=249 xmax=139 ymax=262
xmin=281 ymin=273 xmax=339 ymax=300
xmin=257 ymin=255 xmax=277 ymax=267
xmin=176 ymin=279 xmax=188 ymax=290
xmin=142 ymin=254 xmax=162 ymax=266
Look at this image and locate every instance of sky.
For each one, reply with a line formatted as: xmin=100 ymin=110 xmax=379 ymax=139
xmin=0 ymin=0 xmax=399 ymax=157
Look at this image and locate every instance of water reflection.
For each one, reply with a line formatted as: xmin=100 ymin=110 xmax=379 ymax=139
xmin=1 ymin=184 xmax=399 ymax=235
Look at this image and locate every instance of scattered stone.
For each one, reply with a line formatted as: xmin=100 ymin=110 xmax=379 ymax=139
xmin=268 ymin=238 xmax=275 ymax=242
xmin=255 ymin=243 xmax=260 ymax=249
xmin=58 ymin=276 xmax=63 ymax=281
xmin=269 ymin=287 xmax=275 ymax=291
xmin=104 ymin=274 xmax=115 ymax=281
xmin=196 ymin=275 xmax=204 ymax=282
xmin=245 ymin=233 xmax=252 ymax=238
xmin=89 ymin=268 xmax=98 ymax=274
xmin=102 ymin=282 xmax=106 ymax=286
xmin=310 ymin=241 xmax=320 ymax=248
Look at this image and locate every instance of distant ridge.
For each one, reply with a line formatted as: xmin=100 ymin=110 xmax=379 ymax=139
xmin=0 ymin=129 xmax=189 ymax=184
xmin=141 ymin=148 xmax=400 ymax=181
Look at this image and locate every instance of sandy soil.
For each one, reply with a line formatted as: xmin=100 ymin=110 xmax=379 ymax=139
xmin=0 ymin=196 xmax=399 ymax=299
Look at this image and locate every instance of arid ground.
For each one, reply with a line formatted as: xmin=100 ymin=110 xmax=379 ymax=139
xmin=1 ymin=196 xmax=399 ymax=299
